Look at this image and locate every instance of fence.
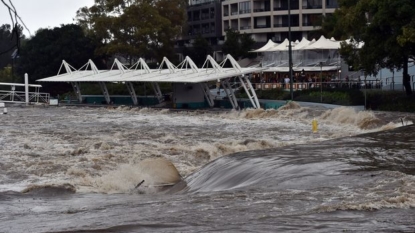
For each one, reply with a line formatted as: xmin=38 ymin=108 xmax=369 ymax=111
xmin=0 ymin=77 xmax=50 ymax=104
xmin=0 ymin=90 xmax=50 ymax=103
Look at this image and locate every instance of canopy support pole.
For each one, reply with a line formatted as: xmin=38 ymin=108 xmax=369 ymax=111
xmin=99 ymin=82 xmax=111 ymax=104
xmin=238 ymin=75 xmax=260 ymax=109
xmin=125 ymin=82 xmax=138 ymax=105
xmin=221 ymin=79 xmax=239 ymax=110
xmin=151 ymin=83 xmax=164 ymax=103
xmin=199 ymin=83 xmax=215 ymax=107
xmin=71 ymin=82 xmax=83 ymax=103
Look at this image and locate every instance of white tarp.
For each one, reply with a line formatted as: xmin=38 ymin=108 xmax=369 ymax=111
xmin=268 ymin=38 xmax=291 ymax=51
xmin=251 ymin=39 xmax=279 ymax=52
xmin=303 ymin=35 xmax=341 ymax=50
xmin=37 ymin=55 xmax=267 ymax=84
xmin=293 ymin=37 xmax=312 ymax=50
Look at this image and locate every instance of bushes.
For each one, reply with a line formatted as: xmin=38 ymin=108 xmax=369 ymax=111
xmin=238 ymin=87 xmax=415 ymax=112
xmin=365 ymin=90 xmax=415 ymax=112
xmin=290 ymin=88 xmax=364 ymax=105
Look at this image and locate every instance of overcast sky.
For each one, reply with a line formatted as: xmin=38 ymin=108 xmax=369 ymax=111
xmin=0 ymin=0 xmax=94 ymax=36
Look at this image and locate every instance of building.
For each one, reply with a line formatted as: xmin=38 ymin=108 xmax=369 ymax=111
xmin=177 ymin=0 xmax=339 ymax=61
xmin=177 ymin=0 xmax=224 ymax=60
xmin=221 ymin=0 xmax=338 ymax=44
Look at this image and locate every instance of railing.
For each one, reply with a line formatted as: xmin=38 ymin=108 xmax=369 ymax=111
xmin=240 ymin=25 xmax=251 ymax=30
xmin=302 ymin=5 xmax=322 ymax=9
xmin=253 ymin=8 xmax=270 ymax=12
xmin=0 ymin=90 xmax=50 ymax=103
xmin=252 ymin=80 xmax=385 ymax=91
xmin=254 ymin=25 xmax=271 ymax=29
xmin=274 ymin=6 xmax=288 ymax=11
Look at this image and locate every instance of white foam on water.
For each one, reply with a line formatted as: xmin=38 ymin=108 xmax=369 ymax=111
xmin=316 ymin=171 xmax=415 ymax=212
xmin=0 ymin=104 xmax=410 ymax=194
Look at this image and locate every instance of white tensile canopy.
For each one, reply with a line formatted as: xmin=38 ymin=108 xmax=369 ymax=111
xmin=303 ymin=35 xmax=341 ymax=50
xmin=251 ymin=39 xmax=279 ymax=52
xmin=268 ymin=38 xmax=291 ymax=51
xmin=37 ymin=54 xmax=266 ymax=110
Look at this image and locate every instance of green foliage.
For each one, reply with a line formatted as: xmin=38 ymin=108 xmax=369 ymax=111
xmin=222 ymin=29 xmax=255 ymax=59
xmin=0 ymin=65 xmax=14 ymax=85
xmin=291 ymin=88 xmax=363 ymax=105
xmin=183 ymin=35 xmax=212 ymax=66
xmin=324 ymin=0 xmax=415 ymax=95
xmin=17 ymin=24 xmax=99 ymax=96
xmin=0 ymin=24 xmax=26 ymax=71
xmin=76 ymin=0 xmax=186 ymax=62
xmin=241 ymin=87 xmax=415 ymax=112
xmin=365 ymin=90 xmax=415 ymax=112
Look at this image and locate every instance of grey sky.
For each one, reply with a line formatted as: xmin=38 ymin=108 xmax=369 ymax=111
xmin=0 ymin=0 xmax=94 ymax=36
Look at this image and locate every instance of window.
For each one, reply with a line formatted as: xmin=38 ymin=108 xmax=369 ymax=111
xmin=239 ymin=1 xmax=251 ymax=14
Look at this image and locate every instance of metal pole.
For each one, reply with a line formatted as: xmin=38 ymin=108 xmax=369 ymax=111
xmin=364 ymin=74 xmax=367 ymax=110
xmin=320 ymin=63 xmax=323 ymax=102
xmin=288 ymin=0 xmax=293 ymax=100
xmin=25 ymin=73 xmax=29 ymax=105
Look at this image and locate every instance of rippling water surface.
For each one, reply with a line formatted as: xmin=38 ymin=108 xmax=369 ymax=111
xmin=0 ymin=104 xmax=414 ymax=232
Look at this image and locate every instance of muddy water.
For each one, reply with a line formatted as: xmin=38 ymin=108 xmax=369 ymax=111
xmin=0 ymin=104 xmax=414 ymax=232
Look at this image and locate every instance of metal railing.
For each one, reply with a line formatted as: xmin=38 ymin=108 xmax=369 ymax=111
xmin=252 ymin=80 xmax=385 ymax=91
xmin=0 ymin=90 xmax=50 ymax=103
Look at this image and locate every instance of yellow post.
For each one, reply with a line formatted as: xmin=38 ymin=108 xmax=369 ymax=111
xmin=312 ymin=119 xmax=318 ymax=133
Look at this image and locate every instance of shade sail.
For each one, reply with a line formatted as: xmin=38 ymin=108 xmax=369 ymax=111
xmin=303 ymin=35 xmax=341 ymax=50
xmin=37 ymin=55 xmax=267 ymax=84
xmin=251 ymin=39 xmax=279 ymax=52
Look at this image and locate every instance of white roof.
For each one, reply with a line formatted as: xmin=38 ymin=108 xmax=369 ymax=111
xmin=37 ymin=55 xmax=267 ymax=84
xmin=254 ymin=36 xmax=357 ymax=52
xmin=266 ymin=66 xmax=339 ymax=72
xmin=268 ymin=38 xmax=292 ymax=51
xmin=251 ymin=39 xmax=279 ymax=52
xmin=292 ymin=37 xmax=312 ymax=50
xmin=303 ymin=35 xmax=341 ymax=50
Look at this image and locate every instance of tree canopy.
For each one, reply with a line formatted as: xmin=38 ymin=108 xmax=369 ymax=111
xmin=322 ymin=0 xmax=415 ymax=95
xmin=17 ymin=24 xmax=99 ymax=96
xmin=76 ymin=0 xmax=186 ymax=64
xmin=182 ymin=35 xmax=212 ymax=67
xmin=222 ymin=29 xmax=255 ymax=60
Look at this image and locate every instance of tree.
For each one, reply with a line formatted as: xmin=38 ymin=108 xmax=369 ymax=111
xmin=0 ymin=24 xmax=25 ymax=73
xmin=183 ymin=35 xmax=212 ymax=67
xmin=222 ymin=29 xmax=255 ymax=60
xmin=325 ymin=0 xmax=415 ymax=95
xmin=17 ymin=24 xmax=99 ymax=96
xmin=75 ymin=0 xmax=186 ymax=64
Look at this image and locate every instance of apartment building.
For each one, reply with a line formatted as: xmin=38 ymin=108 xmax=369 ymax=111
xmin=177 ymin=0 xmax=338 ymax=60
xmin=177 ymin=0 xmax=224 ymax=60
xmin=222 ymin=0 xmax=338 ymax=43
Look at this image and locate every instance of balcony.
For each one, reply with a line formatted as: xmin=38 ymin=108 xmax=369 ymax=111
xmin=240 ymin=25 xmax=252 ymax=30
xmin=302 ymin=5 xmax=322 ymax=9
xmin=239 ymin=9 xmax=251 ymax=14
xmin=254 ymin=25 xmax=270 ymax=29
xmin=253 ymin=8 xmax=270 ymax=12
xmin=274 ymin=6 xmax=288 ymax=11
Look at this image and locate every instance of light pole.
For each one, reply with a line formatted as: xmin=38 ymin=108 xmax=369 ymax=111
xmin=320 ymin=61 xmax=323 ymax=102
xmin=288 ymin=0 xmax=293 ymax=100
xmin=364 ymin=73 xmax=367 ymax=110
